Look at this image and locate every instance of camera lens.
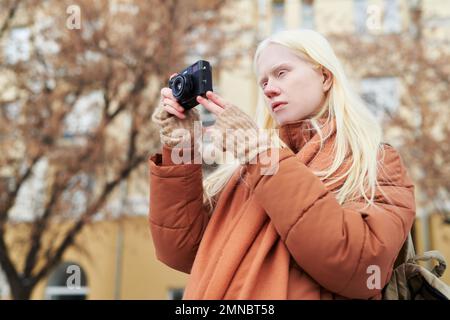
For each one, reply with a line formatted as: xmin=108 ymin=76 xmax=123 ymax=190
xmin=173 ymin=77 xmax=184 ymax=96
xmin=171 ymin=74 xmax=192 ymax=99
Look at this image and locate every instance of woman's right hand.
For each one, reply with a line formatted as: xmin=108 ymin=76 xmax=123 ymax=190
xmin=152 ymin=73 xmax=201 ymax=148
xmin=160 ymin=73 xmax=186 ymax=119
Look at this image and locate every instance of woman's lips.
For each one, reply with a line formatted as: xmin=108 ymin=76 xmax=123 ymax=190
xmin=272 ymin=103 xmax=287 ymax=111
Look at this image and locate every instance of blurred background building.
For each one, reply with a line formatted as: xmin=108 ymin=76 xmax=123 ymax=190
xmin=0 ymin=0 xmax=449 ymax=299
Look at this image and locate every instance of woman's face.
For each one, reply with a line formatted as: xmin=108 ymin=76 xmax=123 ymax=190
xmin=256 ymin=43 xmax=332 ymax=125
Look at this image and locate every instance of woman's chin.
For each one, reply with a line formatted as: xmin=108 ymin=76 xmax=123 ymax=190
xmin=275 ymin=114 xmax=298 ymax=126
xmin=270 ymin=108 xmax=308 ymax=126
xmin=274 ymin=117 xmax=289 ymax=126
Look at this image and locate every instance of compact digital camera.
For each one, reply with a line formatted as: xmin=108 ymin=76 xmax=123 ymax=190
xmin=168 ymin=60 xmax=213 ymax=110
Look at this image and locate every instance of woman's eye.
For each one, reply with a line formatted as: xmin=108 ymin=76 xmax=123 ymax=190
xmin=278 ymin=70 xmax=286 ymax=77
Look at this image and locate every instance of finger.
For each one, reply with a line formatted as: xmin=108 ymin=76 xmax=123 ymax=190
xmin=161 ymin=87 xmax=176 ymax=101
xmin=164 ymin=97 xmax=184 ymax=111
xmin=206 ymin=91 xmax=231 ymax=109
xmin=169 ymin=73 xmax=178 ymax=80
xmin=163 ymin=104 xmax=186 ymax=119
xmin=163 ymin=98 xmax=185 ymax=113
xmin=196 ymin=95 xmax=224 ymax=115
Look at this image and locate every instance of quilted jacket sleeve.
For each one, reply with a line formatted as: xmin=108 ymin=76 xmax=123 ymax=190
xmin=245 ymin=145 xmax=416 ymax=299
xmin=148 ymin=145 xmax=210 ymax=274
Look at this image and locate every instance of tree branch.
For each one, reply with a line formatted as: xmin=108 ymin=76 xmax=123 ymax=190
xmin=0 ymin=0 xmax=21 ymax=39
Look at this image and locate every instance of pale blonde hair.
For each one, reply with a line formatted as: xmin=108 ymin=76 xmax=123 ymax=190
xmin=203 ymin=29 xmax=386 ymax=213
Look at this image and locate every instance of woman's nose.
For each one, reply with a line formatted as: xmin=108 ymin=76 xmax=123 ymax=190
xmin=263 ymin=83 xmax=280 ymax=98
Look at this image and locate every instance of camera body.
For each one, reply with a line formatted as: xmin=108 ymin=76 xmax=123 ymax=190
xmin=168 ymin=60 xmax=213 ymax=110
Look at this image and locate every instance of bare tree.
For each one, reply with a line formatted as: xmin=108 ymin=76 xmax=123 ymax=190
xmin=328 ymin=0 xmax=449 ymax=222
xmin=0 ymin=0 xmax=250 ymax=299
xmin=0 ymin=0 xmax=22 ymax=39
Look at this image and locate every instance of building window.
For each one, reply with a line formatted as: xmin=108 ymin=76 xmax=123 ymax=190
xmin=360 ymin=77 xmax=399 ymax=121
xmin=272 ymin=0 xmax=285 ymax=34
xmin=62 ymin=173 xmax=95 ymax=218
xmin=354 ymin=0 xmax=401 ymax=34
xmin=3 ymin=27 xmax=31 ymax=64
xmin=383 ymin=0 xmax=401 ymax=33
xmin=354 ymin=0 xmax=369 ymax=34
xmin=45 ymin=262 xmax=89 ymax=300
xmin=301 ymin=0 xmax=315 ymax=29
xmin=168 ymin=288 xmax=184 ymax=300
xmin=8 ymin=158 xmax=49 ymax=222
xmin=63 ymin=91 xmax=103 ymax=140
xmin=2 ymin=102 xmax=21 ymax=121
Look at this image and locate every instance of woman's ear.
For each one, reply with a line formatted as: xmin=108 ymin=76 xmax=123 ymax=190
xmin=321 ymin=67 xmax=333 ymax=92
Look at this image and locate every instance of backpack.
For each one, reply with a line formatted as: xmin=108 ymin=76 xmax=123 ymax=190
xmin=382 ymin=233 xmax=450 ymax=300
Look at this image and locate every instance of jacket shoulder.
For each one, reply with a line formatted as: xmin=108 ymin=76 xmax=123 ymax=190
xmin=378 ymin=143 xmax=414 ymax=188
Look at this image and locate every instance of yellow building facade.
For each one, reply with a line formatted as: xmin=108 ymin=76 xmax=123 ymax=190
xmin=32 ymin=216 xmax=188 ymax=300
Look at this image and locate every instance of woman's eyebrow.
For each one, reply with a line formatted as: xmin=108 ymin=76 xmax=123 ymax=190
xmin=258 ymin=62 xmax=292 ymax=85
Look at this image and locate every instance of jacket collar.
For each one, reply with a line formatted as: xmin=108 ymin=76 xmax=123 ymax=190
xmin=277 ymin=117 xmax=331 ymax=153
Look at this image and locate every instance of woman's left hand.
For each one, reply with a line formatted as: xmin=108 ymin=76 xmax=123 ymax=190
xmin=196 ymin=90 xmax=230 ymax=116
xmin=196 ymin=91 xmax=271 ymax=164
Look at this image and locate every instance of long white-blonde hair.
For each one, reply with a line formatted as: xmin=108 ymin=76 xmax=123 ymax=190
xmin=202 ymin=29 xmax=386 ymax=213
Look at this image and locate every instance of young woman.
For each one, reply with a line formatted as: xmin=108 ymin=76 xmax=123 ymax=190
xmin=149 ymin=29 xmax=416 ymax=300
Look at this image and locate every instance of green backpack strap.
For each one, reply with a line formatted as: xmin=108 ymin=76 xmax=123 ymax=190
xmin=394 ymin=233 xmax=447 ymax=277
xmin=384 ymin=232 xmax=450 ymax=300
xmin=393 ymin=232 xmax=416 ymax=269
xmin=408 ymin=250 xmax=447 ymax=278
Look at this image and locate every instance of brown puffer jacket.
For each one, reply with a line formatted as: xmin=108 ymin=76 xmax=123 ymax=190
xmin=148 ymin=118 xmax=416 ymax=299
